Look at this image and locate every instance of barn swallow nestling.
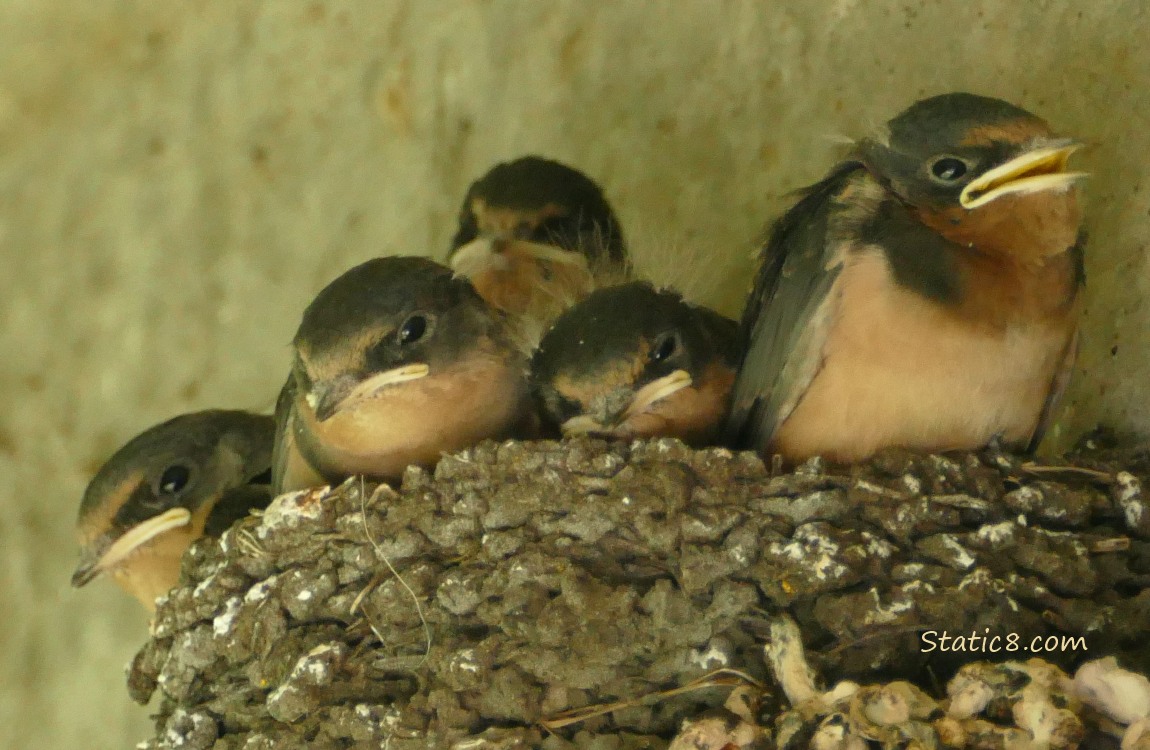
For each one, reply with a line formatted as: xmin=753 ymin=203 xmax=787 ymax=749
xmin=448 ymin=155 xmax=630 ymax=345
xmin=532 ymin=281 xmax=740 ymax=446
xmin=272 ymin=255 xmax=533 ymax=494
xmin=726 ymin=92 xmax=1087 ymax=464
xmin=72 ymin=410 xmax=274 ymax=611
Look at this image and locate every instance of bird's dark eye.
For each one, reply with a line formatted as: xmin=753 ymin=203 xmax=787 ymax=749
xmin=930 ymin=157 xmax=969 ymax=183
xmin=398 ymin=314 xmax=428 ymax=345
xmin=158 ymin=464 xmax=191 ymax=495
xmin=650 ymin=332 xmax=680 ymax=364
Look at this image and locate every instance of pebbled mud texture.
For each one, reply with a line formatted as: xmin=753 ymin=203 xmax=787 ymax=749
xmin=129 ymin=436 xmax=1150 ymax=749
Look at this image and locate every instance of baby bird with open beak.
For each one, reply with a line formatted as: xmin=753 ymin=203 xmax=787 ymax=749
xmin=727 ymin=92 xmax=1087 ymax=463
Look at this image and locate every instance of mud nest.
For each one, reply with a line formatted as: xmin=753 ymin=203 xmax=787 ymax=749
xmin=128 ymin=434 xmax=1150 ymax=749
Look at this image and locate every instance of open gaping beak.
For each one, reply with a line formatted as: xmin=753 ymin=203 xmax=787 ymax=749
xmin=307 ymin=363 xmax=430 ymax=422
xmin=960 ymin=141 xmax=1087 ymax=209
xmin=71 ymin=506 xmax=192 ymax=588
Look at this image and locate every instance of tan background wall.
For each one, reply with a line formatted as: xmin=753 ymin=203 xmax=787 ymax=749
xmin=1 ymin=2 xmax=1146 ymax=747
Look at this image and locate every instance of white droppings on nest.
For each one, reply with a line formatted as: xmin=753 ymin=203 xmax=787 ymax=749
xmin=256 ymin=484 xmax=336 ymax=538
xmin=284 ymin=643 xmax=340 ymax=685
xmin=958 ymin=567 xmax=993 ymax=590
xmin=854 ymin=479 xmax=903 ymax=498
xmin=863 ymin=587 xmax=913 ymax=625
xmin=728 ymin=544 xmax=750 ymax=565
xmin=861 ymin=531 xmax=894 ymax=558
xmin=212 ymin=596 xmax=242 ymax=637
xmin=621 ymin=496 xmax=632 ymax=505
xmin=1116 ymin=472 xmax=1142 ymax=503
xmin=1006 ymin=571 xmax=1049 ymax=595
xmin=1116 ymin=472 xmax=1145 ymax=528
xmin=1012 ymin=485 xmax=1044 ymax=506
xmin=450 ymin=649 xmax=481 ymax=674
xmin=1018 ymin=513 xmax=1029 ymax=526
xmin=306 ymin=658 xmax=328 ymax=681
xmin=218 ymin=528 xmax=233 ymax=554
xmin=161 ymin=709 xmax=213 ymax=748
xmin=265 ymin=683 xmax=296 ymax=706
xmin=900 ymin=562 xmax=924 ymax=576
xmin=689 ymin=643 xmax=730 ymax=669
xmin=297 ymin=589 xmax=313 ymax=601
xmin=940 ymin=534 xmax=976 ymax=570
xmin=244 ymin=575 xmax=278 ymax=604
xmin=901 ymin=474 xmax=922 ymax=495
xmin=901 ymin=579 xmax=934 ymax=595
xmin=771 ymin=525 xmax=846 ymax=581
xmin=192 ymin=562 xmax=226 ymax=598
xmin=976 ymin=520 xmax=1016 ymax=545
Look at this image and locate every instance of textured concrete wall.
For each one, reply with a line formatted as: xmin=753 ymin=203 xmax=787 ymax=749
xmin=1 ymin=2 xmax=1146 ymax=747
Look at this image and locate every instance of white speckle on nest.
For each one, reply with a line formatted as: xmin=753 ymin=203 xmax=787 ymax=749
xmin=902 ymin=474 xmax=922 ymax=494
xmin=1116 ymin=472 xmax=1142 ymax=503
xmin=729 ymin=545 xmax=749 ymax=565
xmin=976 ymin=521 xmax=1016 ymax=545
xmin=1012 ymin=485 xmax=1043 ymax=506
xmin=285 ymin=643 xmax=339 ymax=684
xmin=450 ymin=649 xmax=480 ymax=674
xmin=266 ymin=683 xmax=295 ymax=705
xmin=218 ymin=528 xmax=232 ymax=554
xmin=689 ymin=643 xmax=729 ymax=669
xmin=941 ymin=535 xmax=976 ymax=569
xmin=900 ymin=563 xmax=924 ymax=577
xmin=297 ymin=589 xmax=313 ymax=602
xmin=244 ymin=575 xmax=278 ymax=604
xmin=1116 ymin=472 xmax=1144 ymax=528
xmin=212 ymin=596 xmax=242 ymax=637
xmin=192 ymin=563 xmax=225 ymax=598
xmin=864 ymin=587 xmax=913 ymax=625
xmin=902 ymin=579 xmax=934 ymax=594
xmin=621 ymin=496 xmax=632 ymax=505
xmin=771 ymin=525 xmax=845 ymax=581
xmin=257 ymin=485 xmax=332 ymax=538
xmin=710 ymin=447 xmax=733 ymax=459
xmin=855 ymin=479 xmax=899 ymax=498
xmin=862 ymin=532 xmax=894 ymax=558
xmin=1017 ymin=513 xmax=1028 ymax=526
xmin=958 ymin=568 xmax=992 ymax=590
